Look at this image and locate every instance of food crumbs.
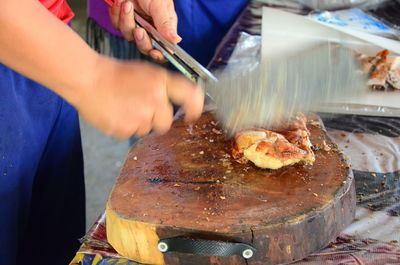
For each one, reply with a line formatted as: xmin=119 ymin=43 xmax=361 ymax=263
xmin=133 ymin=156 xmax=138 ymax=160
xmin=220 ymin=196 xmax=226 ymax=200
xmin=216 ymin=180 xmax=220 ymax=183
xmin=367 ymin=230 xmax=371 ymax=234
xmin=206 ymin=217 xmax=210 ymax=221
xmin=322 ymin=140 xmax=331 ymax=151
xmin=375 ymin=189 xmax=379 ymax=193
xmin=367 ymin=203 xmax=373 ymax=207
xmin=194 ymin=187 xmax=200 ymax=191
xmin=212 ymin=128 xmax=223 ymax=134
xmin=204 ymin=208 xmax=207 ymax=210
xmin=371 ymin=173 xmax=377 ymax=177
xmin=226 ymin=170 xmax=231 ymax=174
xmin=331 ymin=244 xmax=337 ymax=248
xmin=313 ymin=193 xmax=318 ymax=197
xmin=383 ymin=175 xmax=386 ymax=178
xmin=369 ymin=215 xmax=375 ymax=219
xmin=320 ymin=184 xmax=324 ymax=186
xmin=223 ymin=176 xmax=227 ymax=179
xmin=343 ymin=181 xmax=347 ymax=184
xmin=209 ymin=139 xmax=214 ymax=143
xmin=199 ymin=151 xmax=204 ymax=155
xmin=173 ymin=184 xmax=181 ymax=187
xmin=307 ymin=188 xmax=312 ymax=191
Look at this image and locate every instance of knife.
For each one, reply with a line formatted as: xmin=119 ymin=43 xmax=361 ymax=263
xmin=205 ymin=42 xmax=367 ymax=135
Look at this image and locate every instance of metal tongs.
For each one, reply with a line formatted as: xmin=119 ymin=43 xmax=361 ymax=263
xmin=103 ymin=0 xmax=217 ymax=83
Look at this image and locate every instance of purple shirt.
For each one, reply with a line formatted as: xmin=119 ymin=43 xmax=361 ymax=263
xmin=88 ymin=0 xmax=123 ymax=37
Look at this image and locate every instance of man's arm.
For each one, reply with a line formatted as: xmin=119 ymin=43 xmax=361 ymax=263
xmin=0 ymin=0 xmax=97 ymax=103
xmin=0 ymin=0 xmax=203 ymax=139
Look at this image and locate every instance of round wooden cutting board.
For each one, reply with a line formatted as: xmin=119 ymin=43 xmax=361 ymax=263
xmin=106 ymin=112 xmax=356 ymax=265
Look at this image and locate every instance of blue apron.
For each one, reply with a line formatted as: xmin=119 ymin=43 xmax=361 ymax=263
xmin=0 ymin=63 xmax=85 ymax=265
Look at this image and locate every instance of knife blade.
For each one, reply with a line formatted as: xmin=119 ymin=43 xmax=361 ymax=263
xmin=203 ymin=42 xmax=367 ymax=135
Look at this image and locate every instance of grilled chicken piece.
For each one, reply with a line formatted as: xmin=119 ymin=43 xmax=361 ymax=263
xmin=232 ymin=115 xmax=315 ymax=170
xmin=387 ymin=56 xmax=400 ymax=90
xmin=360 ymin=49 xmax=400 ymax=90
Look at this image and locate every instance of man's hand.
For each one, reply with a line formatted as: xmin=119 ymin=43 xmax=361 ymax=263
xmin=75 ymin=57 xmax=204 ymax=139
xmin=109 ymin=0 xmax=180 ymax=62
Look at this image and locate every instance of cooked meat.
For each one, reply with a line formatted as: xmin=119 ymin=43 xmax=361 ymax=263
xmin=360 ymin=49 xmax=400 ymax=90
xmin=232 ymin=114 xmax=315 ymax=170
xmin=387 ymin=56 xmax=400 ymax=89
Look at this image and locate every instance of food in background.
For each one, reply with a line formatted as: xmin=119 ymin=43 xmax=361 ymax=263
xmin=359 ymin=49 xmax=400 ymax=90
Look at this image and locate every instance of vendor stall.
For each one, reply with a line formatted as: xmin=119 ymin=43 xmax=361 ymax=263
xmin=70 ymin=1 xmax=400 ymax=264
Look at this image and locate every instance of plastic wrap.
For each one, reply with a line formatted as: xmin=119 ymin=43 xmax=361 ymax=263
xmin=308 ymin=8 xmax=400 ymax=39
xmin=262 ymin=6 xmax=400 ymax=115
xmin=367 ymin=0 xmax=400 ymax=33
xmin=298 ymin=0 xmax=368 ymax=10
xmin=208 ymin=4 xmax=400 ymax=117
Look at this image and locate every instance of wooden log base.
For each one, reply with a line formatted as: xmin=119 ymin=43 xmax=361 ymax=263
xmin=106 ymin=112 xmax=356 ymax=265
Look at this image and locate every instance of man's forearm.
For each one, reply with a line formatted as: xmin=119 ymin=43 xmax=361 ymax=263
xmin=0 ymin=0 xmax=204 ymax=140
xmin=0 ymin=0 xmax=99 ymax=105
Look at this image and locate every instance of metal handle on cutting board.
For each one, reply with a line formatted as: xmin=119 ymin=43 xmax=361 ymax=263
xmin=157 ymin=237 xmax=257 ymax=259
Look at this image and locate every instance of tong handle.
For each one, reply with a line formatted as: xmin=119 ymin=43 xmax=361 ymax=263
xmin=103 ymin=0 xmax=171 ymax=51
xmin=102 ymin=0 xmax=217 ymax=82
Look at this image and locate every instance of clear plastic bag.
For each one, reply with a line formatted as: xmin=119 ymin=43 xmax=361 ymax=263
xmin=299 ymin=0 xmax=369 ymax=11
xmin=308 ymin=8 xmax=400 ymax=40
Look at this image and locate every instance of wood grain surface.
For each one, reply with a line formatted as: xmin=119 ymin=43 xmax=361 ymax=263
xmin=106 ymin=112 xmax=356 ymax=265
